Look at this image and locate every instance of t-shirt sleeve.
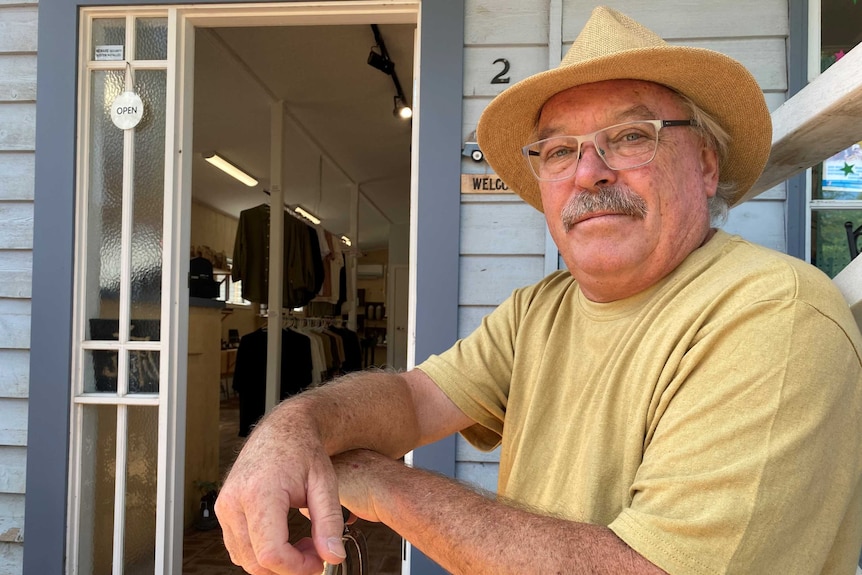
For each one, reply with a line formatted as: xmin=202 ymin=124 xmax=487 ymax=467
xmin=417 ymin=289 xmax=529 ymax=452
xmin=609 ymin=299 xmax=862 ymax=575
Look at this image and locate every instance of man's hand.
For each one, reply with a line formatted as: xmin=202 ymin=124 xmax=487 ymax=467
xmin=215 ymin=411 xmax=348 ymax=575
xmin=213 ymin=369 xmax=467 ymax=574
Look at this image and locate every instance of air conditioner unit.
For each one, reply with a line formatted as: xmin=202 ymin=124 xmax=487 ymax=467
xmin=357 ymin=264 xmax=385 ymax=279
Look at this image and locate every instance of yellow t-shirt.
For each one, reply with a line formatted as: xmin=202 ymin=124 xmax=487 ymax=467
xmin=417 ymin=231 xmax=862 ymax=575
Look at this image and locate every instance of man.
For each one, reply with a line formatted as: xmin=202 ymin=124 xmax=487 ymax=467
xmin=216 ymin=7 xmax=862 ymax=575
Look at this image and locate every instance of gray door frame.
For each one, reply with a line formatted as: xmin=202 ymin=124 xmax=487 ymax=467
xmin=24 ymin=1 xmax=463 ymax=573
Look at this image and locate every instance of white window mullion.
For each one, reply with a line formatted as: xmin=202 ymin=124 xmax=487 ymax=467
xmin=155 ymin=9 xmax=185 ymax=572
xmin=118 ymin=110 xmax=136 ymax=391
xmin=112 ymin=404 xmax=129 ymax=575
xmin=805 ymin=167 xmax=814 ymax=263
xmin=112 ymin=16 xmax=137 ymax=573
xmin=810 ymin=200 xmax=862 ymax=210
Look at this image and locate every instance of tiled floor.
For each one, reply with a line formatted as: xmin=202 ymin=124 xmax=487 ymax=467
xmin=182 ymin=398 xmax=402 ymax=574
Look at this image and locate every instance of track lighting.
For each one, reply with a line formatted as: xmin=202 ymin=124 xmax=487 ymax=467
xmin=393 ymin=95 xmax=413 ymax=119
xmin=202 ymin=152 xmax=258 ymax=187
xmin=367 ymin=47 xmax=395 ymax=75
xmin=368 ymin=24 xmax=413 ymax=122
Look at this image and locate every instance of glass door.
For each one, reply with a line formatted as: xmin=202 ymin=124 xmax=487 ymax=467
xmin=68 ymin=10 xmax=187 ymax=574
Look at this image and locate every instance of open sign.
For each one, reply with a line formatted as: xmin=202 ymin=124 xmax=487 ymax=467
xmin=110 ymin=91 xmax=144 ymax=130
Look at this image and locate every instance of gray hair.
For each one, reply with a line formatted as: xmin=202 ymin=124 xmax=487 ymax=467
xmin=674 ymin=92 xmax=736 ymax=226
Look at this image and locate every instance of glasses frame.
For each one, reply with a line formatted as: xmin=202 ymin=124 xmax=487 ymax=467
xmin=522 ymin=119 xmax=696 ymax=182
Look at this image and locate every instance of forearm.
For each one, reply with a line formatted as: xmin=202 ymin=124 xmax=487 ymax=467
xmin=365 ymin=457 xmax=664 ymax=575
xmin=260 ymin=370 xmax=422 ymax=459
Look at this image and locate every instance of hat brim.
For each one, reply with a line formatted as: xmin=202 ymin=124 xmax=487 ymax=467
xmin=477 ymin=45 xmax=772 ymax=212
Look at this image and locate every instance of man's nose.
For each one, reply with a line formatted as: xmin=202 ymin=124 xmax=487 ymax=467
xmin=572 ymin=142 xmax=616 ymax=190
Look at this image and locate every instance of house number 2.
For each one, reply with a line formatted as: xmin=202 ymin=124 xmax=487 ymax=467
xmin=491 ymin=58 xmax=511 ymax=84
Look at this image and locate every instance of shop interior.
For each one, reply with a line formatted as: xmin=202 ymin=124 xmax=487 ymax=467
xmin=180 ymin=22 xmax=414 ymax=574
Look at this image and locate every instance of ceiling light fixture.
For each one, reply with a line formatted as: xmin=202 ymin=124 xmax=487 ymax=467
xmin=367 ymin=47 xmax=395 ymax=75
xmin=202 ymin=152 xmax=258 ymax=187
xmin=394 ymin=95 xmax=413 ymax=119
xmin=368 ymin=24 xmax=413 ymax=122
xmin=294 ymin=205 xmax=321 ymax=225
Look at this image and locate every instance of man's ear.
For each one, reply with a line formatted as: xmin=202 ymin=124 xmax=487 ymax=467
xmin=700 ymin=146 xmax=720 ymax=198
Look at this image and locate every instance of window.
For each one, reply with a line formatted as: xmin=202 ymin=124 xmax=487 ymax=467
xmin=218 ymin=258 xmax=251 ymax=306
xmin=808 ymin=0 xmax=862 ymax=277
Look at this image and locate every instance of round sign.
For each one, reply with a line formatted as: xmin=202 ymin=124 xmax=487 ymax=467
xmin=110 ymin=91 xmax=144 ymax=130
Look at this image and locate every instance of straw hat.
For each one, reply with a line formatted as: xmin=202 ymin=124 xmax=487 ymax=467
xmin=476 ymin=6 xmax=772 ymax=212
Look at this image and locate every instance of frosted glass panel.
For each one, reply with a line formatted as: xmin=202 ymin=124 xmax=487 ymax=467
xmin=78 ymin=405 xmax=117 ymax=575
xmin=83 ymin=349 xmax=116 ymax=394
xmin=85 ymin=70 xmax=126 ymax=333
xmin=129 ymin=69 xmax=166 ymax=324
xmin=128 ymin=349 xmax=160 ymax=394
xmin=91 ymin=18 xmax=126 ymax=61
xmin=123 ymin=406 xmax=159 ymax=572
xmin=135 ymin=18 xmax=168 ymax=61
xmin=83 ymin=319 xmax=160 ymax=393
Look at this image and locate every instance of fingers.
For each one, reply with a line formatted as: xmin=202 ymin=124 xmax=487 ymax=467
xmin=306 ymin=459 xmax=349 ymax=564
xmin=217 ymin=496 xmax=284 ymax=575
xmin=218 ymin=481 xmax=326 ymax=575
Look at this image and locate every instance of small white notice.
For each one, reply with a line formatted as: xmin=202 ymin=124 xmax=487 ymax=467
xmin=95 ymin=45 xmax=124 ymax=61
xmin=110 ymin=91 xmax=144 ymax=130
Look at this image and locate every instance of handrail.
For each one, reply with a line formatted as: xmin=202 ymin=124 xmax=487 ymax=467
xmin=744 ymin=42 xmax=862 ymax=202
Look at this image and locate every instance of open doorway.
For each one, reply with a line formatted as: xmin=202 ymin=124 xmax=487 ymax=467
xmin=44 ymin=1 xmax=461 ymax=573
xmin=180 ymin=19 xmax=414 ymax=575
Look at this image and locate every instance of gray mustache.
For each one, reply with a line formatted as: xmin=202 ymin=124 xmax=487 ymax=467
xmin=561 ymin=186 xmax=648 ymax=232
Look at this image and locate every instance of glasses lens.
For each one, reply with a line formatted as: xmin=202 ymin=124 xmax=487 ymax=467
xmin=523 ymin=121 xmax=662 ymax=182
xmin=524 ymin=136 xmax=580 ymax=182
xmin=596 ymin=121 xmax=659 ymax=170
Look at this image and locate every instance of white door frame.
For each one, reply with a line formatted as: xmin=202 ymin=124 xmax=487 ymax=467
xmin=67 ymin=2 xmax=420 ymax=574
xmin=67 ymin=9 xmax=186 ymax=574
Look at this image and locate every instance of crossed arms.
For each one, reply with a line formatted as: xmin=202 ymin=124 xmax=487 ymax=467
xmin=214 ymin=369 xmax=665 ymax=575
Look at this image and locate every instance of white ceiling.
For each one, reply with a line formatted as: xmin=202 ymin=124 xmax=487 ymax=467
xmin=191 ymin=22 xmax=416 ymax=250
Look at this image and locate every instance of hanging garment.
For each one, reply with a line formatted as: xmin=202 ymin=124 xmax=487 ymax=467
xmin=319 ymin=230 xmax=345 ymax=303
xmin=290 ymin=327 xmax=326 ymax=385
xmin=323 ymin=327 xmax=346 ymax=370
xmin=232 ymin=328 xmax=314 ymax=437
xmin=306 ymin=223 xmax=326 ymax=302
xmin=328 ymin=325 xmax=362 ymax=372
xmin=231 ymin=204 xmax=321 ymax=307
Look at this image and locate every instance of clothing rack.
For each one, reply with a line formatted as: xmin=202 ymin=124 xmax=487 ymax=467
xmin=281 ymin=314 xmax=343 ymax=329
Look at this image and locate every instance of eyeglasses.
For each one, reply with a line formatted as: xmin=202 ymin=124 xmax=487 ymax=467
xmin=522 ymin=119 xmax=696 ymax=182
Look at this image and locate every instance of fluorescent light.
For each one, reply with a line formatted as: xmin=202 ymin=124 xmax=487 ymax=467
xmin=203 ymin=152 xmax=258 ymax=187
xmin=341 ymin=235 xmax=352 ymax=246
xmin=294 ymin=205 xmax=321 ymax=225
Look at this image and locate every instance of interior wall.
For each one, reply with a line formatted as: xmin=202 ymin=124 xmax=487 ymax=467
xmin=190 ymin=199 xmax=238 ymax=260
xmin=190 ymin=200 xmax=262 ymax=342
xmin=358 ymin=248 xmax=388 ymax=304
xmin=389 ymin=222 xmax=409 ymax=266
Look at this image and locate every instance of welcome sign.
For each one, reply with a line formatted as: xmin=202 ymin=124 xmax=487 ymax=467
xmin=460 ymin=173 xmax=512 ymax=194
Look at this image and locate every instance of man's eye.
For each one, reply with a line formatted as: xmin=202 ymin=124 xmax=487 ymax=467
xmin=546 ymin=146 xmax=576 ymax=160
xmin=613 ymin=130 xmax=649 ymax=143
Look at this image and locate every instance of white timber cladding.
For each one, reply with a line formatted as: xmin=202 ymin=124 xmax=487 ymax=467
xmin=456 ymin=0 xmax=791 ymax=491
xmin=0 ymin=0 xmax=35 ymax=568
